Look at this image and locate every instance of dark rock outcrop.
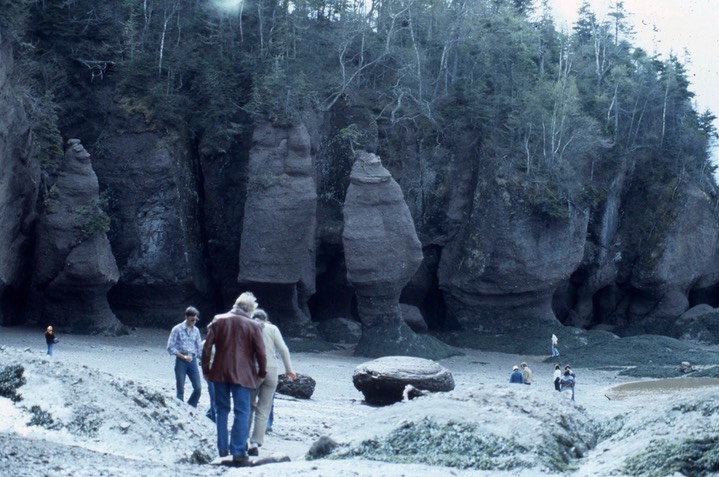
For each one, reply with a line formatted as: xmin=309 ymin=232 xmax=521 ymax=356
xmin=620 ymin=185 xmax=719 ymax=335
xmin=29 ymin=139 xmax=122 ymax=334
xmin=317 ymin=317 xmax=362 ymax=345
xmin=238 ymin=123 xmax=317 ymax=335
xmin=401 ymin=304 xmax=428 ymax=334
xmin=0 ymin=31 xmax=39 ymax=326
xmin=352 ymin=356 xmax=455 ymax=405
xmin=439 ymin=178 xmax=589 ymax=331
xmin=91 ymin=130 xmax=211 ymax=328
xmin=673 ymin=304 xmax=719 ymax=343
xmin=276 ymin=373 xmax=316 ymax=399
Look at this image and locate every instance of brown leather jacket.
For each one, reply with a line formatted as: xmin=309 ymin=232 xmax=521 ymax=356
xmin=202 ymin=308 xmax=267 ymax=388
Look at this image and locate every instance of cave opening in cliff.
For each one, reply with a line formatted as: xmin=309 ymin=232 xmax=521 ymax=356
xmin=308 ymin=247 xmax=355 ymax=324
xmin=689 ymin=283 xmax=719 ymax=309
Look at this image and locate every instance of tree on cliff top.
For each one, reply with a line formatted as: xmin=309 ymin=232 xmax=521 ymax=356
xmin=7 ymin=0 xmax=716 ymax=211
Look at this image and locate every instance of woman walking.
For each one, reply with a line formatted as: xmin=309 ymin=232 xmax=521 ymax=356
xmin=248 ymin=309 xmax=296 ymax=456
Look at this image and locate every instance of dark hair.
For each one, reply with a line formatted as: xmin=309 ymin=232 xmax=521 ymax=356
xmin=185 ymin=306 xmax=199 ymax=317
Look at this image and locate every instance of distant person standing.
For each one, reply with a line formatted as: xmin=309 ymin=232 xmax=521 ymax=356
xmin=510 ymin=365 xmax=524 ymax=383
xmin=521 ymin=362 xmax=533 ymax=385
xmin=553 ymin=364 xmax=561 ymax=391
xmin=45 ymin=326 xmax=57 ymax=356
xmin=248 ymin=309 xmax=296 ymax=456
xmin=166 ymin=306 xmax=203 ymax=407
xmin=560 ymin=367 xmax=576 ymax=401
xmin=202 ymin=292 xmax=267 ymax=467
xmin=551 ymin=334 xmax=559 ymax=357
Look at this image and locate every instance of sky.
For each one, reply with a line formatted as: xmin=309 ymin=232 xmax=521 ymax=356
xmin=549 ymin=0 xmax=719 ymax=161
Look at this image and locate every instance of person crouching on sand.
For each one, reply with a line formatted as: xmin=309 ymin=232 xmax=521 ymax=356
xmin=510 ymin=365 xmax=524 ymax=383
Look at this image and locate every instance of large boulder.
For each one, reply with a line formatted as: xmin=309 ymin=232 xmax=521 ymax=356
xmin=238 ymin=122 xmax=317 ymax=335
xmin=352 ymin=356 xmax=455 ymax=405
xmin=29 ymin=139 xmax=122 ymax=334
xmin=276 ymin=373 xmax=316 ymax=399
xmin=672 ymin=304 xmax=719 ymax=343
xmin=0 ymin=31 xmax=39 ymax=326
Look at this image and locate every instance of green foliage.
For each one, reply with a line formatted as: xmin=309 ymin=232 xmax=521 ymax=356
xmin=338 ymin=418 xmax=531 ymax=471
xmin=0 ymin=0 xmax=32 ymax=41
xmin=0 ymin=364 xmax=26 ymax=403
xmin=522 ymin=179 xmax=574 ymax=222
xmin=246 ymin=61 xmax=318 ymax=126
xmin=8 ymin=0 xmax=715 ymax=249
xmin=74 ymin=193 xmax=111 ymax=242
xmin=596 ymin=414 xmax=626 ymax=441
xmin=66 ymin=408 xmax=103 ymax=437
xmin=27 ymin=92 xmax=64 ymax=176
xmin=27 ymin=405 xmax=62 ymax=430
xmin=623 ymin=435 xmax=719 ymax=477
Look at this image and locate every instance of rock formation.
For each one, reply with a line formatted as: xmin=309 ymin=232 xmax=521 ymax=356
xmin=0 ymin=31 xmax=39 ymax=326
xmin=90 ymin=130 xmax=211 ymax=328
xmin=438 ymin=177 xmax=589 ymax=332
xmin=2 ymin=16 xmax=719 ymax=349
xmin=276 ymin=373 xmax=316 ymax=399
xmin=29 ymin=139 xmax=122 ymax=334
xmin=238 ymin=122 xmax=317 ymax=334
xmin=342 ymin=151 xmax=455 ymax=358
xmin=352 ymin=356 xmax=455 ymax=405
xmin=620 ymin=185 xmax=719 ymax=335
xmin=672 ymin=304 xmax=719 ymax=343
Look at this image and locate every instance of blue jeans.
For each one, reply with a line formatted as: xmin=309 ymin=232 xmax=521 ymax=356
xmin=174 ymin=356 xmax=201 ymax=407
xmin=205 ymin=381 xmax=217 ymax=422
xmin=47 ymin=343 xmax=54 ymax=356
xmin=213 ymin=382 xmax=251 ymax=457
xmin=551 ymin=346 xmax=559 ymax=357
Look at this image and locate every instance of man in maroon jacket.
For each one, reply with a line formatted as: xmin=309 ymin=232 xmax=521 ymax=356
xmin=202 ymin=292 xmax=267 ymax=466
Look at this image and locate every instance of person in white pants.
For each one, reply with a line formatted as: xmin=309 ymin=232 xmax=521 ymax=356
xmin=247 ymin=309 xmax=296 ymax=455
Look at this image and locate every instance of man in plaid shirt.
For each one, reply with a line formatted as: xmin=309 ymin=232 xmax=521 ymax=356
xmin=166 ymin=306 xmax=203 ymax=407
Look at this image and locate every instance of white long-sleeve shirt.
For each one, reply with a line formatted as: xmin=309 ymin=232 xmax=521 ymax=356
xmin=260 ymin=322 xmax=293 ymax=374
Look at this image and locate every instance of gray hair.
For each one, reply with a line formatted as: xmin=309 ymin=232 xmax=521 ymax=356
xmin=234 ymin=292 xmax=258 ymax=314
xmin=252 ymin=309 xmax=269 ymax=322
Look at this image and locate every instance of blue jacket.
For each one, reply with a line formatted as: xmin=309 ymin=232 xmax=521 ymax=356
xmin=509 ymin=370 xmax=524 ymax=383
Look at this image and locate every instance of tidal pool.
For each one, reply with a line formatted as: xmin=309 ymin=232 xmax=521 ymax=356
xmin=608 ymin=377 xmax=719 ymax=400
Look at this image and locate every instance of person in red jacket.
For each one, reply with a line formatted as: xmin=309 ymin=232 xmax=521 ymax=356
xmin=202 ymin=292 xmax=267 ymax=466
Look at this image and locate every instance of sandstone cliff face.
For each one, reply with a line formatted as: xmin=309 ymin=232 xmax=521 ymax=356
xmin=29 ymin=140 xmax=122 ymax=333
xmin=3 ymin=18 xmax=719 ymax=346
xmin=91 ymin=130 xmax=211 ymax=328
xmin=617 ymin=184 xmax=719 ymax=334
xmin=0 ymin=30 xmax=39 ymax=326
xmin=438 ymin=178 xmax=589 ymax=331
xmin=238 ymin=122 xmax=317 ymax=332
